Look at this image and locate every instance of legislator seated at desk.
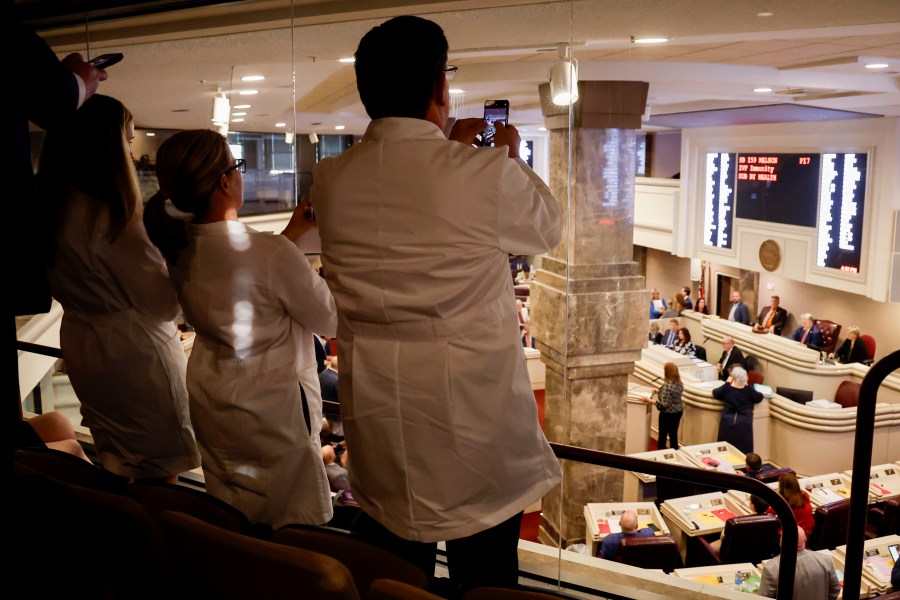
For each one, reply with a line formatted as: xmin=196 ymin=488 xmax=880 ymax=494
xmin=660 ymin=491 xmax=750 ymax=565
xmin=583 ymin=502 xmax=669 ymax=558
xmin=787 ymin=313 xmax=825 ymax=350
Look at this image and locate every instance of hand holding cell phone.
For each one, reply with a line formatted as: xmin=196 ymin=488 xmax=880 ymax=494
xmin=88 ymin=53 xmax=124 ymax=69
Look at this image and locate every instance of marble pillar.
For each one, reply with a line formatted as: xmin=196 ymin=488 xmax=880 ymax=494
xmin=530 ymin=81 xmax=650 ymax=547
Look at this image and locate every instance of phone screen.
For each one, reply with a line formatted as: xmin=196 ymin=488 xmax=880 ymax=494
xmin=482 ymin=101 xmax=509 ymax=147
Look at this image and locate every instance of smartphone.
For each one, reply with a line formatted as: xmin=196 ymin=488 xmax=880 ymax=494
xmin=481 ymin=99 xmax=509 ymax=147
xmin=89 ymin=53 xmax=123 ymax=69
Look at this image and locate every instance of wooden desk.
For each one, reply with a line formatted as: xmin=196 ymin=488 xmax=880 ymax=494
xmin=799 ymin=473 xmax=858 ymax=508
xmin=583 ymin=501 xmax=669 ymax=558
xmin=673 ymin=562 xmax=761 ymax=594
xmin=834 ymin=534 xmax=900 ymax=596
xmin=679 ymin=442 xmax=746 ymax=472
xmin=845 ymin=464 xmax=900 ymax=502
xmin=660 ymin=492 xmax=748 ymax=563
xmin=623 ymin=448 xmax=695 ymax=502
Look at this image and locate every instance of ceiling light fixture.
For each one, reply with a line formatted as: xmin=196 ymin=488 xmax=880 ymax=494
xmin=631 ymin=36 xmax=669 ymax=44
xmin=212 ymin=87 xmax=230 ymax=128
xmin=449 ymin=88 xmax=465 ymax=95
xmin=275 ymin=122 xmax=286 ymax=127
xmin=241 ymin=75 xmax=265 ymax=81
xmin=231 ymin=118 xmax=244 ymax=123
xmin=309 ymin=133 xmax=319 ymax=144
xmin=285 ymin=133 xmax=294 ymax=144
xmin=232 ymin=112 xmax=247 ymax=117
xmin=145 ymin=132 xmax=156 ymax=137
xmin=238 ymin=90 xmax=258 ymax=96
xmin=338 ymin=57 xmax=355 ymax=63
xmin=334 ymin=125 xmax=346 ymax=130
xmin=549 ymin=45 xmax=579 ymax=106
xmin=756 ymin=12 xmax=774 ymax=17
xmin=753 ymin=87 xmax=773 ymax=93
xmin=865 ymin=63 xmax=889 ymax=69
xmin=233 ymin=104 xmax=251 ymax=109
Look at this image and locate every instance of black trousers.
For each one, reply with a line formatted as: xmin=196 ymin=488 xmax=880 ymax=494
xmin=351 ymin=510 xmax=524 ymax=597
xmin=658 ymin=411 xmax=682 ymax=449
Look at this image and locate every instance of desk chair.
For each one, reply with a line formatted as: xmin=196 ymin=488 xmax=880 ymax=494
xmin=866 ymin=498 xmax=900 ymax=539
xmin=694 ymin=345 xmax=707 ymax=361
xmin=815 ymin=319 xmax=842 ymax=356
xmin=860 ymin=334 xmax=876 ymax=366
xmin=754 ymin=466 xmax=795 ymax=485
xmin=808 ymin=499 xmax=850 ymax=551
xmin=159 ymin=510 xmax=361 ymax=599
xmin=694 ymin=514 xmax=780 ymax=567
xmin=834 ymin=380 xmax=861 ymax=408
xmin=616 ymin=535 xmax=679 ymax=573
xmin=272 ymin=525 xmax=429 ymax=598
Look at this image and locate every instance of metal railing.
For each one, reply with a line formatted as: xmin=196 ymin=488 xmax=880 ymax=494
xmin=18 ymin=340 xmax=900 ymax=599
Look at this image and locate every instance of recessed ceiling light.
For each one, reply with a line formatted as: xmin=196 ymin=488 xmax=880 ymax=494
xmin=631 ymin=37 xmax=669 ymax=44
xmin=275 ymin=122 xmax=287 ymax=127
xmin=754 ymin=87 xmax=773 ymax=93
xmin=232 ymin=112 xmax=247 ymax=117
xmin=238 ymin=90 xmax=258 ymax=96
xmin=241 ymin=75 xmax=265 ymax=82
xmin=145 ymin=132 xmax=156 ymax=137
xmin=865 ymin=63 xmax=889 ymax=69
xmin=233 ymin=104 xmax=251 ymax=109
xmin=231 ymin=118 xmax=244 ymax=123
xmin=538 ymin=127 xmax=547 ymax=131
xmin=449 ymin=88 xmax=465 ymax=95
xmin=337 ymin=57 xmax=355 ymax=63
xmin=334 ymin=125 xmax=346 ymax=130
xmin=756 ymin=12 xmax=774 ymax=17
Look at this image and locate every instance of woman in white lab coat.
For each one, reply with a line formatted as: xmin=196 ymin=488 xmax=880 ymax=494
xmin=144 ymin=129 xmax=337 ymax=529
xmin=39 ymin=94 xmax=200 ymax=481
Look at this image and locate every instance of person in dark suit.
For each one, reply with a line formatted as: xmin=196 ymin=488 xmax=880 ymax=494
xmin=716 ymin=336 xmax=744 ymax=381
xmin=726 ymin=291 xmax=750 ymax=325
xmin=788 ymin=313 xmax=824 ymax=349
xmin=753 ymin=295 xmax=788 ymax=336
xmin=830 ymin=326 xmax=869 ymax=364
xmin=661 ymin=319 xmax=679 ymax=348
xmin=681 ymin=287 xmax=693 ymax=310
xmin=599 ymin=510 xmax=655 ymax=562
xmin=712 ymin=366 xmax=764 ymax=453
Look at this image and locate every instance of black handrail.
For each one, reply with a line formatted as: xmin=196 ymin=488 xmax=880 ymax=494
xmin=16 ymin=341 xmax=63 ymax=359
xmin=842 ymin=349 xmax=900 ymax=600
xmin=550 ymin=442 xmax=797 ymax=599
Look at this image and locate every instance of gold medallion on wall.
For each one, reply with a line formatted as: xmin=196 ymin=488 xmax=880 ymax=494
xmin=759 ymin=240 xmax=781 ymax=272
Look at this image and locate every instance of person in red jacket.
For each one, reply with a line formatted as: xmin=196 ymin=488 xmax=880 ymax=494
xmin=768 ymin=472 xmax=815 ymax=537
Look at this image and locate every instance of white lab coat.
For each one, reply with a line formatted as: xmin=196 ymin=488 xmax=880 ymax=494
xmin=169 ymin=220 xmax=337 ymax=529
xmin=47 ymin=191 xmax=200 ymax=479
xmin=313 ymin=117 xmax=563 ymax=543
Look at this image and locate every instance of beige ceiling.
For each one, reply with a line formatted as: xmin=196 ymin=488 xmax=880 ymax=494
xmin=38 ymin=0 xmax=900 ymax=135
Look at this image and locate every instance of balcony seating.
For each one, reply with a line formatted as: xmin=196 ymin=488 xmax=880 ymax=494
xmin=834 ymin=380 xmax=861 ymax=409
xmin=272 ymin=524 xmax=429 ymax=597
xmin=125 ymin=481 xmax=253 ymax=533
xmin=814 ymin=319 xmax=841 ymax=355
xmin=158 ymin=510 xmax=361 ymax=599
xmin=694 ymin=514 xmax=780 ymax=566
xmin=616 ymin=535 xmax=679 ymax=573
xmin=808 ymin=499 xmax=850 ymax=551
xmin=13 ymin=446 xmax=128 ymax=493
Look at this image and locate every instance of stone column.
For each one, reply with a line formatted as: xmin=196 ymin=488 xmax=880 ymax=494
xmin=529 ymin=81 xmax=649 ymax=547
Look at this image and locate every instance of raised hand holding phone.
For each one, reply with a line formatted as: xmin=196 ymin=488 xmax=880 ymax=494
xmin=481 ymin=99 xmax=509 ymax=147
xmin=88 ymin=53 xmax=124 ymax=69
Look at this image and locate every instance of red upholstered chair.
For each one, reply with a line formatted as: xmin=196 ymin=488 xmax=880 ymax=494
xmin=860 ymin=334 xmax=876 ymax=366
xmin=747 ymin=371 xmax=764 ymax=386
xmin=808 ymin=499 xmax=851 ymax=551
xmin=814 ymin=320 xmax=841 ymax=355
xmin=834 ymin=381 xmax=861 ymax=408
xmin=754 ymin=466 xmax=795 ymax=485
xmin=616 ymin=535 xmax=679 ymax=573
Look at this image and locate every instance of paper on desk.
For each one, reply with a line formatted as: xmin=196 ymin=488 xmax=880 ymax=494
xmin=691 ymin=574 xmax=722 ymax=585
xmin=812 ymin=488 xmax=845 ymax=504
xmin=696 ymin=512 xmax=723 ymax=527
xmin=694 ymin=380 xmax=723 ymax=389
xmin=864 ymin=555 xmax=894 ymax=580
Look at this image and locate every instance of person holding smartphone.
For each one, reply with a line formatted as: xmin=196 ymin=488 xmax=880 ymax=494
xmin=312 ymin=15 xmax=562 ymax=596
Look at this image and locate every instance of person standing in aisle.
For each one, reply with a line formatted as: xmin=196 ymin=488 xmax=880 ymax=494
xmin=650 ymin=362 xmax=683 ymax=449
xmin=312 ymin=15 xmax=562 ymax=595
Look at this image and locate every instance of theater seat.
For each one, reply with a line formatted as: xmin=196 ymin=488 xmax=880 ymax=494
xmin=834 ymin=380 xmax=861 ymax=409
xmin=694 ymin=514 xmax=780 ymax=567
xmin=616 ymin=535 xmax=679 ymax=573
xmin=866 ymin=498 xmax=900 ymax=539
xmin=808 ymin=499 xmax=850 ymax=551
xmin=815 ymin=319 xmax=841 ymax=355
xmin=754 ymin=466 xmax=795 ymax=485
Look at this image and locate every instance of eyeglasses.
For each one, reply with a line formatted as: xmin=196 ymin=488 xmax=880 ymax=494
xmin=224 ymin=158 xmax=246 ymax=175
xmin=443 ymin=65 xmax=458 ymax=81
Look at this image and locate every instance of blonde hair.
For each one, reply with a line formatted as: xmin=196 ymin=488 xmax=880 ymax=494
xmin=846 ymin=326 xmax=861 ymax=337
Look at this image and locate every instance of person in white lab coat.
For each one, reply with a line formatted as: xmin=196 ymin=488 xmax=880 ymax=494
xmin=39 ymin=94 xmax=200 ymax=481
xmin=312 ymin=15 xmax=562 ymax=593
xmin=144 ymin=129 xmax=337 ymax=530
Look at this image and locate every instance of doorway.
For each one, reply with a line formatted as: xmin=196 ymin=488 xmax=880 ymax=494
xmin=716 ymin=273 xmax=741 ymax=319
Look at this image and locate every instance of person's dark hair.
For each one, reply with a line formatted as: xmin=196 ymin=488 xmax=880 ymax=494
xmin=749 ymin=494 xmax=770 ymax=515
xmin=354 ymin=15 xmax=448 ymax=120
xmin=695 ymin=297 xmax=709 ymax=315
xmin=38 ymin=94 xmax=139 ymax=248
xmin=745 ymin=453 xmax=762 ymax=472
xmin=678 ymin=327 xmax=691 ymax=343
xmin=144 ymin=129 xmax=231 ymax=264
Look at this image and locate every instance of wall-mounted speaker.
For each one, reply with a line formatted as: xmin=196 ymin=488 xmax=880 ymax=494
xmin=308 ymin=133 xmax=319 ymax=144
